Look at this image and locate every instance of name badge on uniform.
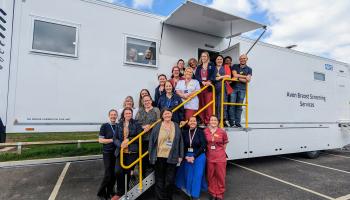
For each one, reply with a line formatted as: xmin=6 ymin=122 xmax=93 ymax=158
xmin=166 ymin=140 xmax=173 ymax=147
xmin=188 ymin=148 xmax=194 ymax=152
xmin=202 ymin=77 xmax=207 ymax=81
xmin=210 ymin=145 xmax=216 ymax=150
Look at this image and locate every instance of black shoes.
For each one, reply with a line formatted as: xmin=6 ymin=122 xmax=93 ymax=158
xmin=235 ymin=123 xmax=242 ymax=127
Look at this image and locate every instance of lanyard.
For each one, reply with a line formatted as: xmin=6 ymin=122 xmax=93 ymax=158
xmin=188 ymin=128 xmax=197 ymax=147
xmin=109 ymin=123 xmax=116 ymax=136
xmin=210 ymin=128 xmax=217 ymax=143
xmin=163 ymin=123 xmax=172 ymax=141
xmin=123 ymin=122 xmax=129 ymax=139
xmin=166 ymin=98 xmax=171 ymax=108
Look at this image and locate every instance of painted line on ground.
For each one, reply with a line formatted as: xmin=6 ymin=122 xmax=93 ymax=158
xmin=323 ymin=153 xmax=350 ymax=159
xmin=48 ymin=162 xmax=71 ymax=200
xmin=229 ymin=162 xmax=335 ymax=200
xmin=279 ymin=156 xmax=350 ymax=174
xmin=0 ymin=155 xmax=102 ymax=168
xmin=335 ymin=194 xmax=350 ymax=200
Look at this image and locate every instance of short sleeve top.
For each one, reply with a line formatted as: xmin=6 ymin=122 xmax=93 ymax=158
xmin=175 ymin=79 xmax=200 ymax=110
xmin=204 ymin=127 xmax=229 ymax=162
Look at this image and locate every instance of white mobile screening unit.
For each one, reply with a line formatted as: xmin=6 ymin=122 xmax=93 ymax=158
xmin=1 ymin=0 xmax=349 ymax=159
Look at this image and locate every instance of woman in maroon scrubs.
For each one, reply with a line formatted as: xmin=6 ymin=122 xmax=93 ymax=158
xmin=204 ymin=115 xmax=229 ymax=200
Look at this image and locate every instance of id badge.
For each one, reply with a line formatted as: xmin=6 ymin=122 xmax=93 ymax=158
xmin=202 ymin=77 xmax=207 ymax=81
xmin=210 ymin=145 xmax=216 ymax=150
xmin=166 ymin=140 xmax=173 ymax=147
xmin=188 ymin=148 xmax=194 ymax=152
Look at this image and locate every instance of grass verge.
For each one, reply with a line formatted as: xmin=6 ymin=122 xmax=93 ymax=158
xmin=1 ymin=132 xmax=102 ymax=162
xmin=0 ymin=143 xmax=102 ymax=162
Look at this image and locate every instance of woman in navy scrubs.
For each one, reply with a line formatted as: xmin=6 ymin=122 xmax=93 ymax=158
xmin=157 ymin=81 xmax=184 ymax=124
xmin=97 ymin=109 xmax=118 ymax=200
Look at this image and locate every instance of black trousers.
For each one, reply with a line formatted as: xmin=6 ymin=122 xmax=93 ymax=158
xmin=97 ymin=152 xmax=116 ymax=197
xmin=115 ymin=153 xmax=138 ymax=196
xmin=154 ymin=158 xmax=177 ymax=200
xmin=142 ymin=141 xmax=151 ymax=174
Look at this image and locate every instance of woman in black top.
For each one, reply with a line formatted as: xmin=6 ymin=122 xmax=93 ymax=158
xmin=154 ymin=74 xmax=167 ymax=106
xmin=112 ymin=108 xmax=143 ymax=200
xmin=97 ymin=109 xmax=118 ymax=200
xmin=175 ymin=116 xmax=207 ymax=200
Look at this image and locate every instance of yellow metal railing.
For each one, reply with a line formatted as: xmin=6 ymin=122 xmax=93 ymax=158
xmin=120 ymin=83 xmax=216 ymax=191
xmin=220 ymin=78 xmax=249 ymax=128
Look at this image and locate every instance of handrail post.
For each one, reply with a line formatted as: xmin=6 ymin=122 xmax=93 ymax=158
xmin=17 ymin=142 xmax=22 ymax=155
xmin=220 ymin=79 xmax=225 ymax=128
xmin=245 ymin=82 xmax=249 ymax=129
xmin=212 ymin=84 xmax=216 ymax=119
xmin=138 ymin=136 xmax=143 ymax=191
xmin=77 ymin=140 xmax=81 ymax=148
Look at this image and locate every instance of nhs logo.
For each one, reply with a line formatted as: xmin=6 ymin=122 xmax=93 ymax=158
xmin=325 ymin=64 xmax=333 ymax=71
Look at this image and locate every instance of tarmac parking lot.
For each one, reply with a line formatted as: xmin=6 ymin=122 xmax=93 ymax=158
xmin=0 ymin=149 xmax=349 ymax=200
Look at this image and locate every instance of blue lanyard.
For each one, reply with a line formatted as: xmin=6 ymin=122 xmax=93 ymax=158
xmin=109 ymin=124 xmax=116 ymax=136
xmin=166 ymin=98 xmax=171 ymax=108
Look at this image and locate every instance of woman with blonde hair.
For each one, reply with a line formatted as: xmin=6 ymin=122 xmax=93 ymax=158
xmin=195 ymin=52 xmax=217 ymax=125
xmin=175 ymin=67 xmax=201 ymax=120
xmin=118 ymin=96 xmax=138 ymax=120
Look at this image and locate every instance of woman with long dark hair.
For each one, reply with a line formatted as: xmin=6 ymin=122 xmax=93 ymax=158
xmin=112 ymin=108 xmax=143 ymax=200
xmin=175 ymin=116 xmax=207 ymax=200
xmin=214 ymin=55 xmax=232 ymax=124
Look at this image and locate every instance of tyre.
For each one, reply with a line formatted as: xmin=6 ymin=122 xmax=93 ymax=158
xmin=304 ymin=150 xmax=320 ymax=159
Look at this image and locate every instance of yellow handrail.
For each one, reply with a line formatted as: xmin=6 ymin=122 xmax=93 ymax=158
xmin=120 ymin=83 xmax=216 ymax=191
xmin=220 ymin=78 xmax=249 ymax=128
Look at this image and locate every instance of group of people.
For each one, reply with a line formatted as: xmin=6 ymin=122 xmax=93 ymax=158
xmin=154 ymin=52 xmax=252 ymax=128
xmin=97 ymin=52 xmax=252 ymax=200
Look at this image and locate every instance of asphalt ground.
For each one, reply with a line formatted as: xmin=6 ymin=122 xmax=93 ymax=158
xmin=0 ymin=149 xmax=349 ymax=200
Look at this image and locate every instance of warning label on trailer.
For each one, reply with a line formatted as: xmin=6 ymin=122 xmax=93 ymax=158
xmin=286 ymin=92 xmax=326 ymax=108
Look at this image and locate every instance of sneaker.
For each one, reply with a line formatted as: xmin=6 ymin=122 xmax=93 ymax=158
xmin=235 ymin=123 xmax=242 ymax=128
xmin=224 ymin=120 xmax=230 ymax=127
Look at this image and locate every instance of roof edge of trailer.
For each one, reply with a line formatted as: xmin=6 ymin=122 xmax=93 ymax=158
xmin=81 ymin=0 xmax=166 ymax=20
xmin=238 ymin=36 xmax=350 ymax=67
xmin=164 ymin=0 xmax=265 ymax=38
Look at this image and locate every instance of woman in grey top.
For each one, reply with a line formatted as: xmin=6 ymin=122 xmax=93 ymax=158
xmin=135 ymin=94 xmax=160 ymax=173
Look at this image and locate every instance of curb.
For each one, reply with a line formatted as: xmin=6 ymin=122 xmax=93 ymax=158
xmin=0 ymin=155 xmax=102 ymax=168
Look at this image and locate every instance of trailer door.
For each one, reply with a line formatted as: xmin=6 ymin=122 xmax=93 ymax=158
xmin=0 ymin=1 xmax=14 ymax=125
xmin=220 ymin=43 xmax=240 ymax=64
xmin=336 ymin=67 xmax=350 ymax=122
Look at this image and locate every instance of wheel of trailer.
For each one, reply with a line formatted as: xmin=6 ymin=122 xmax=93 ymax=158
xmin=304 ymin=150 xmax=320 ymax=159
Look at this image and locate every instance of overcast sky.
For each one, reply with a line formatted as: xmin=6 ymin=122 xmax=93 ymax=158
xmin=104 ymin=0 xmax=350 ymax=64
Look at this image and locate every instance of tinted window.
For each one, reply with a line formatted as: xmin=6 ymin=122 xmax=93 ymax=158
xmin=314 ymin=72 xmax=325 ymax=81
xmin=32 ymin=20 xmax=77 ymax=56
xmin=125 ymin=37 xmax=156 ymax=66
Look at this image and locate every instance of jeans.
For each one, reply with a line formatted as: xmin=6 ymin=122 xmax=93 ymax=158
xmin=215 ymin=86 xmax=228 ymax=120
xmin=229 ymin=89 xmax=246 ymax=125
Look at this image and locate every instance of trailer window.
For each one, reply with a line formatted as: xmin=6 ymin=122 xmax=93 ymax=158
xmin=32 ymin=20 xmax=78 ymax=57
xmin=125 ymin=36 xmax=157 ymax=67
xmin=314 ymin=72 xmax=325 ymax=81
